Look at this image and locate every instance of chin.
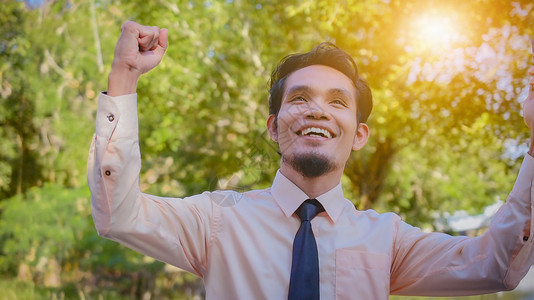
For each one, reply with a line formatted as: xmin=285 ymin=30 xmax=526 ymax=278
xmin=284 ymin=152 xmax=336 ymax=178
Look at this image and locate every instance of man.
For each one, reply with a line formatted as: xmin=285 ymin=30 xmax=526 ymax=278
xmin=88 ymin=21 xmax=534 ymax=299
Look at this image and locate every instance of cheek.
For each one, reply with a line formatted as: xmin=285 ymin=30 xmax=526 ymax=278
xmin=276 ymin=109 xmax=299 ymax=132
xmin=338 ymin=112 xmax=358 ymax=133
xmin=338 ymin=117 xmax=359 ymax=148
xmin=274 ymin=113 xmax=297 ymax=151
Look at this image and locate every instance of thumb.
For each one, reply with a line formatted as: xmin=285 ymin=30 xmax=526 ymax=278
xmin=156 ymin=28 xmax=169 ymax=57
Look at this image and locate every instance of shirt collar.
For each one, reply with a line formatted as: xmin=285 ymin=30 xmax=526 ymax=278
xmin=271 ymin=170 xmax=346 ymax=223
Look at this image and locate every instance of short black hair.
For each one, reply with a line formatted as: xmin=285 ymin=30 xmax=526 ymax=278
xmin=268 ymin=42 xmax=372 ymax=123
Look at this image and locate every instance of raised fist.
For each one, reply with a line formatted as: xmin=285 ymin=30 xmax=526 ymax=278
xmin=108 ymin=21 xmax=168 ymax=96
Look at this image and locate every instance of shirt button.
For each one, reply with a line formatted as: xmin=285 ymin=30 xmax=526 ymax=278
xmin=107 ymin=113 xmax=115 ymax=122
xmin=524 ymin=236 xmax=529 ymax=242
xmin=104 ymin=170 xmax=111 ymax=176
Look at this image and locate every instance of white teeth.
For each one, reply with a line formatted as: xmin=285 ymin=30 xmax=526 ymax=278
xmin=300 ymin=127 xmax=332 ymax=138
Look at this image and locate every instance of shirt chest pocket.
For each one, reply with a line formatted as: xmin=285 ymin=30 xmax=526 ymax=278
xmin=335 ymin=249 xmax=390 ymax=300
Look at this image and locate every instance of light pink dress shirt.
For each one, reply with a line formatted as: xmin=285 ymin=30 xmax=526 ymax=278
xmin=88 ymin=93 xmax=534 ymax=299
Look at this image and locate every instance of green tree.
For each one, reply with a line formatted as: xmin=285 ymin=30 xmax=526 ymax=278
xmin=0 ymin=0 xmax=112 ymax=199
xmin=281 ymin=0 xmax=533 ymax=226
xmin=1 ymin=0 xmax=533 ymax=298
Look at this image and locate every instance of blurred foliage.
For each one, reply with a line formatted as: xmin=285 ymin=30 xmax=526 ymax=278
xmin=1 ymin=0 xmax=533 ymax=298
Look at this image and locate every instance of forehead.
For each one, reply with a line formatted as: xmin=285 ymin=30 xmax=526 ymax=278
xmin=283 ymin=65 xmax=357 ymax=99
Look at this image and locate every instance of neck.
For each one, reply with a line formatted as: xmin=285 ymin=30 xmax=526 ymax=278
xmin=279 ymin=162 xmax=343 ymax=199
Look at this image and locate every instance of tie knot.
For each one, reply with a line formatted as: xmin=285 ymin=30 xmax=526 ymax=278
xmin=295 ymin=199 xmax=324 ymax=222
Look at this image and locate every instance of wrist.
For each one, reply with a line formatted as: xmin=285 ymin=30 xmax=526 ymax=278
xmin=107 ymin=67 xmax=140 ymax=97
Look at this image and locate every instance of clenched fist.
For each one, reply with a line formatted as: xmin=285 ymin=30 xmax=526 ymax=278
xmin=108 ymin=21 xmax=168 ymax=96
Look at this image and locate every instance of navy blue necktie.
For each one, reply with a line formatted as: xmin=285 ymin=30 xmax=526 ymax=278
xmin=288 ymin=199 xmax=324 ymax=300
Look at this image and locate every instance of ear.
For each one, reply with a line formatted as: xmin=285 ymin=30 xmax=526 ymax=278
xmin=352 ymin=123 xmax=369 ymax=151
xmin=267 ymin=114 xmax=278 ymax=142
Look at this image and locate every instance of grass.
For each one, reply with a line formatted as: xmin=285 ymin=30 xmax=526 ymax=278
xmin=0 ymin=278 xmax=128 ymax=300
xmin=1 ymin=277 xmax=531 ymax=300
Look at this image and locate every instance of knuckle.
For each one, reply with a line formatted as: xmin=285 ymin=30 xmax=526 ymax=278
xmin=121 ymin=21 xmax=137 ymax=32
xmin=145 ymin=26 xmax=159 ymax=35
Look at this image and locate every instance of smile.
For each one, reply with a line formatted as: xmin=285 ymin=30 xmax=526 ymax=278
xmin=297 ymin=127 xmax=335 ymax=139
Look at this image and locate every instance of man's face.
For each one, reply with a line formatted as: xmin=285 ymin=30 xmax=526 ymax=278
xmin=267 ymin=65 xmax=369 ymax=177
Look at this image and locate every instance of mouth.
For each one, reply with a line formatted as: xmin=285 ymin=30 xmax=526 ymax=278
xmin=296 ymin=126 xmax=335 ymax=139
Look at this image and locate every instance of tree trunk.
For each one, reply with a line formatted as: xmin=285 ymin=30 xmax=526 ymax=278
xmin=345 ymin=135 xmax=397 ymax=210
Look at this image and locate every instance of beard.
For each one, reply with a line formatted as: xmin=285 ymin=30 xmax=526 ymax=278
xmin=284 ymin=152 xmax=336 ymax=178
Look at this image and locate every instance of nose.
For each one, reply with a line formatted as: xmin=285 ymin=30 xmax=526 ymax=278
xmin=305 ymin=102 xmax=329 ymax=120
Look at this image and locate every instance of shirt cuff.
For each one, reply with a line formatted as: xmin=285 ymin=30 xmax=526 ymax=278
xmin=95 ymin=92 xmax=138 ymax=140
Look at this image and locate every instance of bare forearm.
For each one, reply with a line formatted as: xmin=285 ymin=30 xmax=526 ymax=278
xmin=107 ymin=68 xmax=140 ymax=96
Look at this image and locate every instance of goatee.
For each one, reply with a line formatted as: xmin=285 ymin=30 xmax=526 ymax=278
xmin=285 ymin=152 xmax=335 ymax=178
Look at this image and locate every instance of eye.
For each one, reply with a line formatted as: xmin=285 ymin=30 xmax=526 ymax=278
xmin=331 ymin=99 xmax=347 ymax=107
xmin=290 ymin=96 xmax=307 ymax=103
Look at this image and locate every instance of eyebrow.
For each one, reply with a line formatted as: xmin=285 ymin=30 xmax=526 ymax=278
xmin=328 ymin=88 xmax=353 ymax=100
xmin=285 ymin=85 xmax=313 ymax=96
xmin=285 ymin=85 xmax=354 ymax=100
